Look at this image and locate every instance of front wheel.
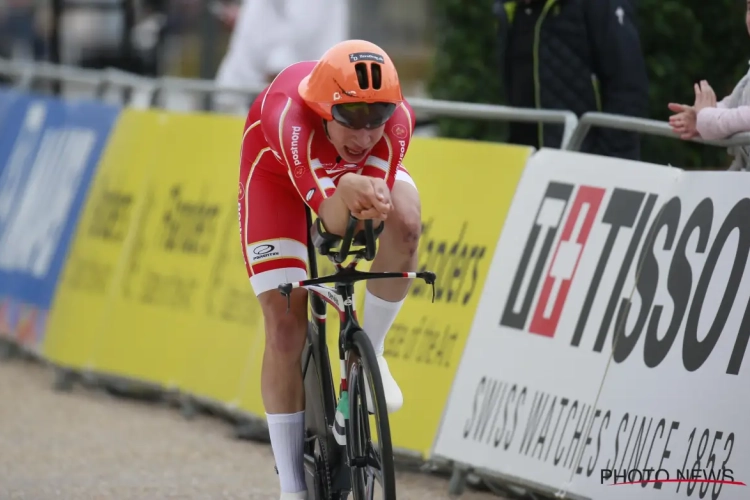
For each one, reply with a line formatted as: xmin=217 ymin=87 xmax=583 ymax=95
xmin=347 ymin=329 xmax=397 ymax=499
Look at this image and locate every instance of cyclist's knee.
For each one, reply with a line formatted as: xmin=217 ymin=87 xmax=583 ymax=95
xmin=259 ymin=288 xmax=308 ymax=356
xmin=385 ymin=184 xmax=422 ymax=257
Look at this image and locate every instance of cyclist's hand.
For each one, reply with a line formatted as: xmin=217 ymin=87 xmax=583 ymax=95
xmin=339 ymin=174 xmax=391 ymax=220
xmin=353 ymin=178 xmax=391 ymax=220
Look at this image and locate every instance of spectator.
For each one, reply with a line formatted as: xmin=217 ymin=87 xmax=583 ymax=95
xmin=213 ymin=0 xmax=349 ymax=114
xmin=59 ymin=0 xmax=124 ymax=66
xmin=670 ymin=80 xmax=750 ymax=171
xmin=79 ymin=0 xmax=169 ymax=77
xmin=0 ymin=0 xmax=38 ymax=61
xmin=495 ymin=0 xmax=649 ymax=160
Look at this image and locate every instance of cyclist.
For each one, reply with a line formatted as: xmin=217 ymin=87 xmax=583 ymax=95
xmin=238 ymin=39 xmax=421 ymax=499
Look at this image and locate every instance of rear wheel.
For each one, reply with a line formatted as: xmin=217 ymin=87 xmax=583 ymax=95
xmin=347 ymin=329 xmax=396 ymax=499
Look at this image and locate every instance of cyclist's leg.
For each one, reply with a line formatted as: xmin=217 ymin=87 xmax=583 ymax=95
xmin=240 ymin=163 xmax=310 ymax=498
xmin=362 ymin=167 xmax=421 ymax=413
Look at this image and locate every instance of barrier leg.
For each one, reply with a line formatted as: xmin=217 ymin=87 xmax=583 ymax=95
xmin=234 ymin=416 xmax=270 ymax=443
xmin=180 ymin=394 xmax=198 ymax=420
xmin=0 ymin=339 xmax=18 ymax=361
xmin=53 ymin=366 xmax=78 ymax=392
xmin=86 ymin=373 xmax=166 ymax=405
xmin=448 ymin=462 xmax=471 ymax=497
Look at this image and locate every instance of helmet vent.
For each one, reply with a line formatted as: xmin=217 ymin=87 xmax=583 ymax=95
xmin=371 ymin=63 xmax=382 ymax=90
xmin=354 ymin=63 xmax=370 ymax=90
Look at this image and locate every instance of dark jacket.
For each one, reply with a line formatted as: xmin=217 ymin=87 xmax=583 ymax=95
xmin=496 ymin=0 xmax=649 ymax=160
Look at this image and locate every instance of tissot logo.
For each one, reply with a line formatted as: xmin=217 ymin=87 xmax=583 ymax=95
xmin=501 ymin=183 xmax=607 ymax=337
xmin=500 ymin=181 xmax=750 ymax=375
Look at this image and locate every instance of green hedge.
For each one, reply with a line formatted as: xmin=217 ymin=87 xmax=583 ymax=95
xmin=428 ymin=0 xmax=749 ymax=169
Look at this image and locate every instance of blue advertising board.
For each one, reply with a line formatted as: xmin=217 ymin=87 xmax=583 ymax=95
xmin=0 ymin=92 xmax=121 ymax=349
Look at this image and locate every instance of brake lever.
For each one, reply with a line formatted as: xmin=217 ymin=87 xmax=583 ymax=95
xmin=419 ymin=271 xmax=437 ymax=303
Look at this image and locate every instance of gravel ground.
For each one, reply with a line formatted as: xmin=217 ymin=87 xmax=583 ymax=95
xmin=0 ymin=357 xmax=507 ymax=500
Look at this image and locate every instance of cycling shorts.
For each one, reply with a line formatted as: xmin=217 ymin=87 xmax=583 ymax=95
xmin=239 ymin=145 xmax=417 ymax=297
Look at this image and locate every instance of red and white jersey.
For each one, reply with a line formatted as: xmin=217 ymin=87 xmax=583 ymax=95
xmin=240 ymin=61 xmax=416 ymax=213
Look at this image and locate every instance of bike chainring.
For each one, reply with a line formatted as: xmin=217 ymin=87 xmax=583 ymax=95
xmin=314 ymin=435 xmax=333 ymax=499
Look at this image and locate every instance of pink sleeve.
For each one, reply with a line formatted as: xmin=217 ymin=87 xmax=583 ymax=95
xmin=696 ymin=106 xmax=750 ymax=140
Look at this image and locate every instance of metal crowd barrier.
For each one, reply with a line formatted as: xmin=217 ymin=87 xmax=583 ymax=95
xmin=0 ymin=58 xmax=580 ymax=148
xmin=3 ymin=59 xmax=750 ymax=156
xmin=567 ymin=111 xmax=750 ymax=152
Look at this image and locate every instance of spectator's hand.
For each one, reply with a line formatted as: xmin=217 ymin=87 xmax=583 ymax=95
xmin=668 ymin=103 xmax=699 ymax=140
xmin=693 ymin=80 xmax=717 ymax=113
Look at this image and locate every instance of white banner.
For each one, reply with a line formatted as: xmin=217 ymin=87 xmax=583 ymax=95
xmin=433 ymin=149 xmax=750 ymax=500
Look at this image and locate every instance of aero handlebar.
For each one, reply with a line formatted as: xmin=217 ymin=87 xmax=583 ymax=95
xmin=311 ymin=214 xmax=385 ymax=263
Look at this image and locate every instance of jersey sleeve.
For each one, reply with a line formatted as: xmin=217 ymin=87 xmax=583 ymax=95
xmin=360 ymin=101 xmax=416 ymax=191
xmin=260 ymin=91 xmax=336 ymax=213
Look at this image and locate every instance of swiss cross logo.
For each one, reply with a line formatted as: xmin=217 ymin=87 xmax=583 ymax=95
xmin=501 ymin=182 xmax=605 ymax=338
xmin=529 ymin=186 xmax=604 ymax=336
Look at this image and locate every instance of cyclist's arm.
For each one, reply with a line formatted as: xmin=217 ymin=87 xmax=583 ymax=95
xmin=262 ymin=93 xmax=335 ymax=209
xmin=261 ymin=93 xmax=352 ymax=235
xmin=359 ymin=102 xmax=415 ymax=187
xmin=319 ymin=188 xmax=357 ymax=237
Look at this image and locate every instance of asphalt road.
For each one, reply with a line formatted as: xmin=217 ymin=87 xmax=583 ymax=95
xmin=0 ymin=357 xmax=507 ymax=500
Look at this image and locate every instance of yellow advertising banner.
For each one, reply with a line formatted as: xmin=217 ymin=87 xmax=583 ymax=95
xmin=43 ymin=109 xmax=157 ymax=369
xmin=96 ymin=110 xmax=262 ymax=392
xmin=45 ymin=109 xmax=264 ymax=404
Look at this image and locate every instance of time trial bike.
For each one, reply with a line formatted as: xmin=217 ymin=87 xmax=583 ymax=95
xmin=277 ymin=208 xmax=436 ymax=499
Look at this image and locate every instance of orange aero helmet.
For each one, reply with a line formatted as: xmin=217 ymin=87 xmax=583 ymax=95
xmin=299 ymin=39 xmax=403 ymax=128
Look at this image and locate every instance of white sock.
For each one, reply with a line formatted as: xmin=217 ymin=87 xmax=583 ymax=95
xmin=266 ymin=411 xmax=306 ymax=494
xmin=362 ymin=289 xmax=405 ymax=356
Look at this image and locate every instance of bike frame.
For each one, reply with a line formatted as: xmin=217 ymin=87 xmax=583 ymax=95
xmin=279 ymin=208 xmax=435 ymax=496
xmin=284 ymin=209 xmax=429 ymax=414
